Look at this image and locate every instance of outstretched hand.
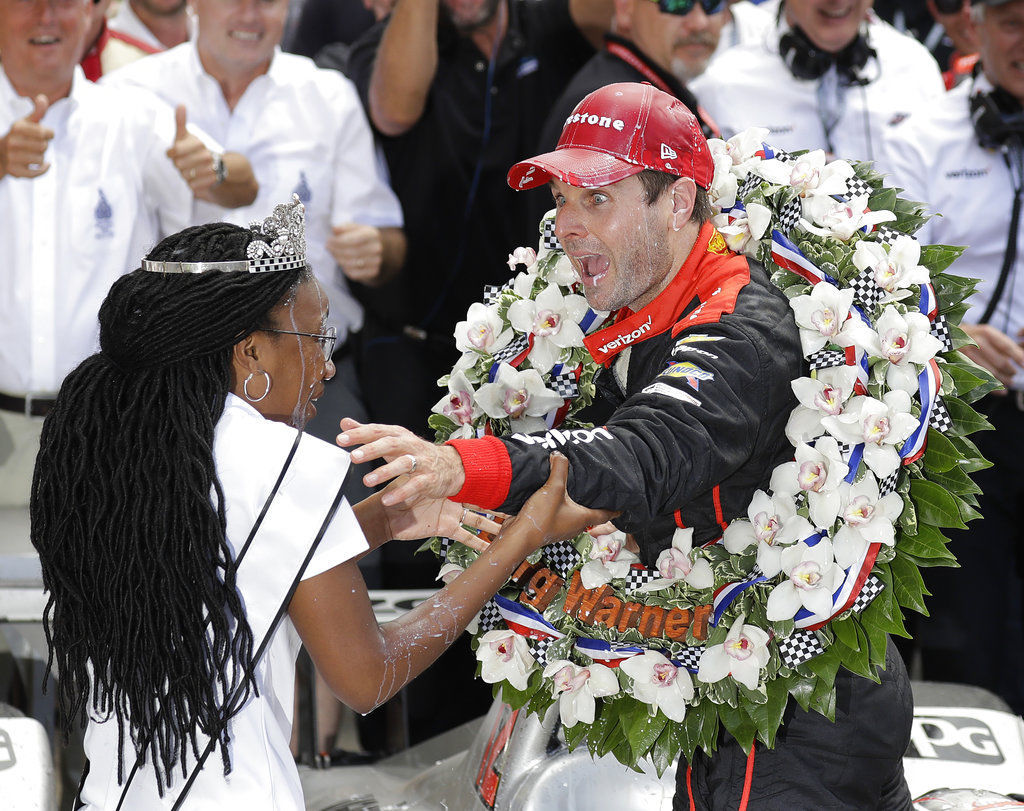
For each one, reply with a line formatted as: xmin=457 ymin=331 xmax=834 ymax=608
xmin=0 ymin=95 xmax=52 ymax=180
xmin=496 ymin=453 xmax=618 ymax=556
xmin=381 ymin=479 xmax=501 ymax=552
xmin=337 ymin=418 xmax=466 ymax=505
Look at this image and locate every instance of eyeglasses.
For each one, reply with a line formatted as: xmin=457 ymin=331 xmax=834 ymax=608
xmin=261 ymin=326 xmax=337 ymax=361
xmin=649 ymin=0 xmax=725 ymax=15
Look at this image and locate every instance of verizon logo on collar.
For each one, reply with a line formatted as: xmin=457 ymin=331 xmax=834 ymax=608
xmin=595 ymin=315 xmax=653 ymax=359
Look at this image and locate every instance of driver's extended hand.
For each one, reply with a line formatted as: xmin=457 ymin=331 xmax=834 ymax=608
xmin=337 ymin=418 xmax=465 ymax=506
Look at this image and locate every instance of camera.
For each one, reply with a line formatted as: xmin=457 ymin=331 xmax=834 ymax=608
xmin=933 ymin=0 xmax=964 ymax=13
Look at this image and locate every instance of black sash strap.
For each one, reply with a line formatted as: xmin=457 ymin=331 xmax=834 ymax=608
xmin=979 ymin=145 xmax=1023 ymax=326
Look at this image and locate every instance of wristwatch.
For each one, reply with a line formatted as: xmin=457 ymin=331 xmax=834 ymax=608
xmin=212 ymin=152 xmax=228 ymax=185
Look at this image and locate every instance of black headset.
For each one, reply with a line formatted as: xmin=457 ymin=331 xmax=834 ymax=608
xmin=970 ymin=80 xmax=1024 ymax=149
xmin=778 ymin=23 xmax=876 ymax=86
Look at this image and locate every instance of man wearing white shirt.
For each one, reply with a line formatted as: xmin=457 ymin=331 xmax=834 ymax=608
xmin=108 ymin=0 xmax=192 ymax=51
xmin=692 ymin=0 xmax=945 ymax=163
xmin=881 ymin=0 xmax=1024 ymax=714
xmin=102 ymin=0 xmax=406 ymax=451
xmin=0 ymin=0 xmax=257 ymax=507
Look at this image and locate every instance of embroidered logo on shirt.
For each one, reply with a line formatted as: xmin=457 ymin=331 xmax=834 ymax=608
xmin=94 ymin=190 xmax=113 ymax=239
xmin=662 ymin=361 xmax=714 ymax=390
xmin=945 ymin=167 xmax=990 ymax=179
xmin=293 ymin=171 xmax=312 ymax=204
xmin=517 ymin=56 xmax=539 ymax=78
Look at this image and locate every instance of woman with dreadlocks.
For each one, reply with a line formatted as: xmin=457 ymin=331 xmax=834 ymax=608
xmin=31 ymin=199 xmax=606 ymax=809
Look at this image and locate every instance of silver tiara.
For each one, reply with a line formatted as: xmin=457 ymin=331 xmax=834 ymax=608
xmin=142 ymin=196 xmax=307 ymax=274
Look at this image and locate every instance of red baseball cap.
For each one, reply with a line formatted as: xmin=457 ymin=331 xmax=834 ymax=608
xmin=507 ymin=82 xmax=713 ymax=192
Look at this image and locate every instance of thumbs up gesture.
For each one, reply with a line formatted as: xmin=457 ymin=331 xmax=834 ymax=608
xmin=0 ymin=95 xmax=54 ymax=180
xmin=166 ymin=104 xmax=221 ymax=199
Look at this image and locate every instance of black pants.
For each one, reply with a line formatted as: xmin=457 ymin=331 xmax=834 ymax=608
xmin=678 ymin=639 xmax=913 ymax=810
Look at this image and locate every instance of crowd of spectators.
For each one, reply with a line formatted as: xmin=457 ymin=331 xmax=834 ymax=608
xmin=3 ymin=0 xmax=1022 ymax=774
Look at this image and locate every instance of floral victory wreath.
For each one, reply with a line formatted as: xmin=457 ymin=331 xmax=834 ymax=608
xmin=424 ymin=128 xmax=996 ymax=774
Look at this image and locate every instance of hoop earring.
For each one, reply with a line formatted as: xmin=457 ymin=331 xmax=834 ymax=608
xmin=243 ymin=370 xmax=271 ymax=403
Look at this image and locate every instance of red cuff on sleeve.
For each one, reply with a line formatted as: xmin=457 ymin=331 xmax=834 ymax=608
xmin=446 ymin=435 xmax=512 ymax=509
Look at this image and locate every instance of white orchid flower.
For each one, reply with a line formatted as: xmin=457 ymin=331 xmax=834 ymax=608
xmin=708 ymin=144 xmax=739 ymax=210
xmin=800 ymin=195 xmax=896 ymax=241
xmin=856 ymin=306 xmax=944 ymax=395
xmin=432 ymin=369 xmax=484 ymax=428
xmin=712 ymin=202 xmax=772 ymax=256
xmin=476 ymin=630 xmax=537 ymax=691
xmin=454 ymin=302 xmax=514 ymax=356
xmin=474 ymin=363 xmax=565 ymax=427
xmin=765 ymin=538 xmax=845 ymax=622
xmin=621 ymin=650 xmax=694 ymax=722
xmin=507 ymin=246 xmax=538 ymax=271
xmin=722 ymin=489 xmax=815 ymax=577
xmin=637 ymin=527 xmax=714 ymax=591
xmin=580 ymin=529 xmax=640 ymax=589
xmin=852 ymin=236 xmax=930 ymax=301
xmin=697 ymin=614 xmax=771 ymax=691
xmin=832 ymin=474 xmax=904 ymax=568
xmin=542 ymin=660 xmax=619 ymax=727
xmin=789 ymin=284 xmax=860 ymax=355
xmin=756 ymin=150 xmax=853 ymax=200
xmin=785 ymin=366 xmax=861 ymax=445
xmin=513 ymin=269 xmax=541 ymax=298
xmin=771 ymin=437 xmax=850 ymax=529
xmin=724 ymin=127 xmax=770 ymax=168
xmin=506 ymin=283 xmax=590 ymax=374
xmin=820 ymin=391 xmax=919 ymax=479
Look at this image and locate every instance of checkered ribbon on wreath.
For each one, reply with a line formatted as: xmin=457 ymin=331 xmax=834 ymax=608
xmin=834 ymin=439 xmax=854 ymax=458
xmin=525 ymin=635 xmax=556 ymax=665
xmin=778 ymin=629 xmax=826 ymax=667
xmin=873 ymin=225 xmax=902 ymax=246
xmin=623 ymin=564 xmax=659 ymax=592
xmin=737 ymin=173 xmax=762 ymax=201
xmin=491 ymin=334 xmax=530 ymax=366
xmin=930 ymin=315 xmax=953 ymax=353
xmin=851 ymin=575 xmax=885 ymax=613
xmin=543 ymin=539 xmax=582 ymax=578
xmin=477 ymin=599 xmax=504 ymax=633
xmin=542 ymin=219 xmax=562 ymax=253
xmin=550 ymin=367 xmax=579 ymax=399
xmin=768 ymin=147 xmax=794 ymax=162
xmin=673 ymin=646 xmax=703 ymax=673
xmin=482 ymin=282 xmax=511 ymax=306
xmin=849 ymin=268 xmax=886 ymax=309
xmin=841 ymin=176 xmax=872 ymax=201
xmin=777 ymin=198 xmax=803 ymax=232
xmin=877 ymin=468 xmax=900 ymax=497
xmin=438 ymin=537 xmax=454 ymax=562
xmin=930 ymin=397 xmax=953 ymax=433
xmin=807 ymin=348 xmax=847 ymax=371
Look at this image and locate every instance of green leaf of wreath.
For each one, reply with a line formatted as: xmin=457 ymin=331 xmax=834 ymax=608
xmin=910 ymin=479 xmax=969 ymax=529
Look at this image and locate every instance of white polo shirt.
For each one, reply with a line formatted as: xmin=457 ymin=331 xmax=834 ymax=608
xmin=107 ymin=0 xmax=196 ymax=51
xmin=692 ymin=12 xmax=944 ymax=163
xmin=0 ymin=67 xmax=192 ymax=395
xmin=80 ymin=394 xmax=369 ymax=809
xmin=103 ymin=44 xmax=405 ymax=342
xmin=880 ymin=76 xmax=1024 ymax=391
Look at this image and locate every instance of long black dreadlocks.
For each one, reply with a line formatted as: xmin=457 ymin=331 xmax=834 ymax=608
xmin=30 ymin=222 xmax=309 ymax=791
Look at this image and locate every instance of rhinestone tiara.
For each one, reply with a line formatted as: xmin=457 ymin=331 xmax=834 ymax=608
xmin=141 ymin=195 xmax=307 ymax=274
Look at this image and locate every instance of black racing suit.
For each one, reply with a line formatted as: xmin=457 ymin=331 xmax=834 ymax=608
xmin=449 ymin=224 xmax=912 ymax=808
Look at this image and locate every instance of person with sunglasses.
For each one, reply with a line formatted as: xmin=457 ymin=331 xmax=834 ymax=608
xmin=30 ymin=199 xmax=612 ymax=808
xmin=535 ymin=0 xmax=726 ymax=165
xmin=691 ymin=0 xmax=945 ymax=162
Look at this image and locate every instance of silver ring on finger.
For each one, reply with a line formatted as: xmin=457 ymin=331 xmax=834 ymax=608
xmin=188 ymin=167 xmax=197 ymax=179
xmin=407 ymin=454 xmax=418 ymax=474
xmin=461 ymin=507 xmax=469 ymax=525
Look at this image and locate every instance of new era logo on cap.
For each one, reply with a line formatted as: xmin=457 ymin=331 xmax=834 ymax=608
xmin=506 ymin=82 xmax=714 ymax=192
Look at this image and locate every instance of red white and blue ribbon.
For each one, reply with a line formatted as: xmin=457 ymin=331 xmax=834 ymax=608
xmin=711 ymin=569 xmax=768 ymax=627
xmin=573 ymin=639 xmax=645 ymax=667
xmin=771 ymin=230 xmax=837 ymax=286
xmin=918 ymin=282 xmax=939 ymax=322
xmin=899 ymin=358 xmax=942 ymax=465
xmin=495 ymin=594 xmax=565 ymax=640
xmin=794 ymin=531 xmax=879 ymax=630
